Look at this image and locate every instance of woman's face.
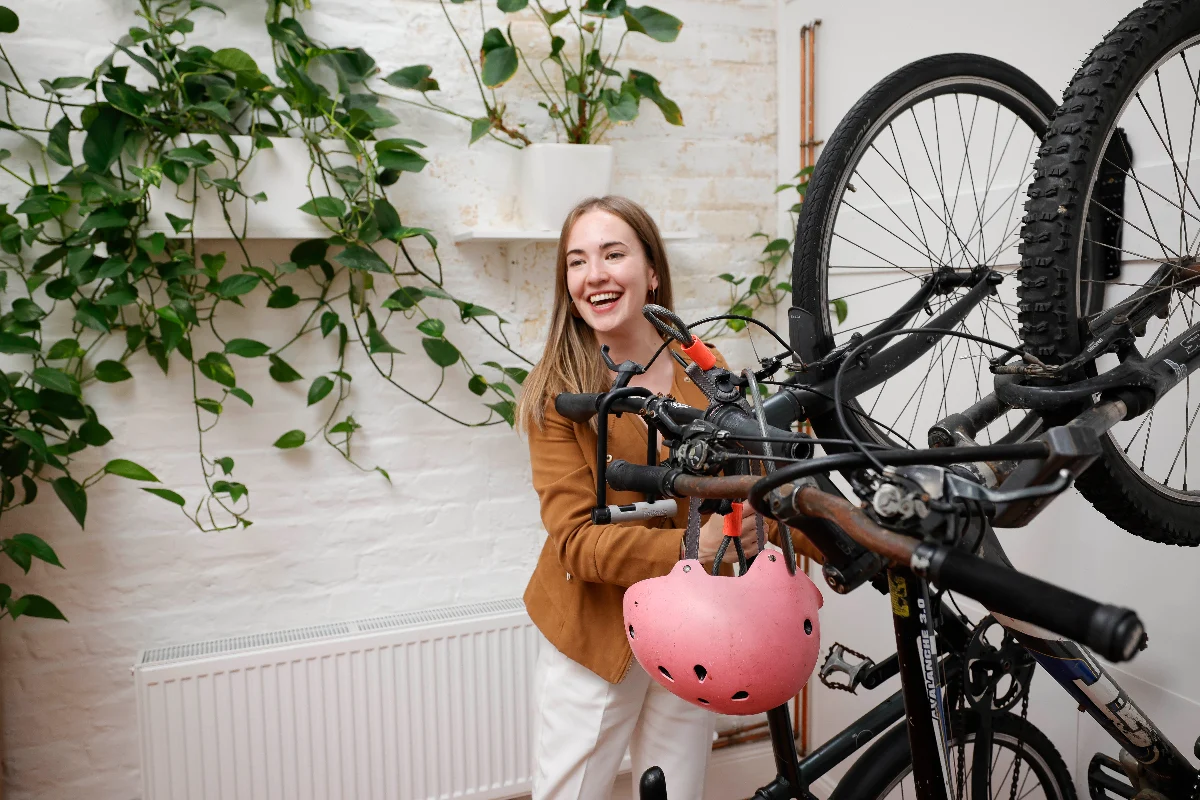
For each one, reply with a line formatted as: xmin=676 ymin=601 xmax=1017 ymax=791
xmin=564 ymin=210 xmax=658 ymax=335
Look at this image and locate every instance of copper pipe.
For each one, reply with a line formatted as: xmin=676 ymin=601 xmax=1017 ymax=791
xmin=799 ymin=24 xmax=808 ymax=171
xmin=807 ymin=22 xmax=820 ymax=168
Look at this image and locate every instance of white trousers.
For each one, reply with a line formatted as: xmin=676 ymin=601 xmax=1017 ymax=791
xmin=532 ymin=636 xmax=716 ymax=800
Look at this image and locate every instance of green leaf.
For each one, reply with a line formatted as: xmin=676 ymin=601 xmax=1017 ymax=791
xmin=164 ymin=146 xmax=216 ymax=166
xmin=46 ymin=338 xmax=80 ymax=360
xmin=79 ymin=419 xmax=113 ymax=446
xmin=165 ymin=212 xmax=191 ymax=234
xmin=0 ymin=7 xmax=18 ymax=33
xmin=96 ymin=285 xmax=137 ymax=307
xmin=195 ymin=397 xmax=222 ymax=415
xmin=187 ymin=101 xmax=232 ymax=122
xmin=11 ymin=298 xmax=46 ymax=322
xmin=307 ymin=376 xmax=334 ymax=406
xmin=468 ymin=374 xmax=488 ymax=395
xmin=214 ymin=456 xmax=234 ymax=475
xmin=470 ymin=117 xmax=492 ymax=144
xmin=198 ymin=352 xmax=236 ymax=388
xmin=0 ymin=332 xmax=39 ymax=355
xmin=504 ymin=366 xmax=529 ymax=384
xmin=541 ymin=6 xmax=570 ymax=25
xmin=487 ymin=400 xmax=516 ymax=426
xmin=382 ymin=286 xmax=423 ymax=310
xmin=601 ymin=86 xmax=639 ymax=122
xmin=273 ymin=429 xmax=306 ymax=449
xmin=4 ymin=540 xmax=30 ymax=573
xmin=229 ymin=388 xmax=254 ymax=406
xmin=375 ymin=148 xmax=428 ymax=173
xmin=31 ymin=368 xmax=80 ymax=396
xmin=298 ymin=196 xmax=347 ymax=218
xmin=416 ymin=318 xmax=445 ymax=337
xmin=10 ymin=594 xmax=67 ymax=622
xmin=268 ymin=354 xmax=302 ymax=383
xmin=763 ymin=238 xmax=790 ymax=253
xmin=266 ymin=285 xmax=300 ymax=308
xmin=334 ymin=245 xmax=390 ymax=273
xmin=217 ymin=273 xmax=260 ymax=298
xmin=104 ymin=459 xmax=159 ymax=482
xmin=629 ymin=69 xmax=682 ymax=125
xmin=422 ymin=337 xmax=460 ymax=367
xmin=10 ymin=534 xmax=62 ymax=569
xmin=47 ymin=116 xmax=72 ymax=167
xmin=384 ymin=65 xmax=439 ymax=92
xmin=83 ymin=105 xmax=129 ymax=173
xmin=320 ymin=311 xmax=339 ymax=337
xmin=498 ymin=0 xmax=528 ymax=10
xmin=212 ymin=48 xmax=260 ymax=77
xmin=52 ymin=477 xmax=87 ymax=528
xmin=831 ymin=297 xmax=848 ymax=325
xmin=12 ymin=429 xmax=50 ymax=462
xmin=373 ymin=198 xmax=403 ymax=240
xmin=482 ymin=45 xmax=519 ymax=87
xmin=224 ymin=338 xmax=270 ymax=358
xmin=94 ymin=360 xmax=132 ymax=382
xmin=623 ymin=5 xmax=682 ymax=41
xmin=138 ymin=232 xmax=167 ymax=256
xmin=749 ymin=275 xmax=770 ymax=293
xmin=290 ymin=239 xmax=328 ymax=267
xmin=143 ymin=487 xmax=185 ymax=506
xmin=102 ymin=81 xmax=150 ymax=116
xmin=492 ymin=381 xmax=516 ymax=397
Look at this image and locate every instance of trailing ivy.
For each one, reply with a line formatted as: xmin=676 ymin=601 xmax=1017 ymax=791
xmin=0 ymin=0 xmax=530 ymax=622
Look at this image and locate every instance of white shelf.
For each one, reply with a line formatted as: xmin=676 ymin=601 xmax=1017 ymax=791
xmin=453 ymin=228 xmax=698 ymax=244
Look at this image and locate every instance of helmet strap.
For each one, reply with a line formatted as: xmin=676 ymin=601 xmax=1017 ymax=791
xmin=684 ymin=496 xmax=702 ymax=561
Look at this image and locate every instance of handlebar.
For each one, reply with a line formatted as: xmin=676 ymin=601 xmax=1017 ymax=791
xmin=618 ymin=469 xmax=1147 ymax=663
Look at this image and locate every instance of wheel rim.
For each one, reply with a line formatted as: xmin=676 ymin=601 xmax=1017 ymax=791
xmin=814 ymin=78 xmax=1047 ymax=448
xmin=1076 ymin=32 xmax=1200 ymax=504
xmin=876 ymin=730 xmax=1062 ymax=800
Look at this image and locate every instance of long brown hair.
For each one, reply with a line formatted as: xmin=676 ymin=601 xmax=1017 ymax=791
xmin=515 ymin=195 xmax=675 ymax=433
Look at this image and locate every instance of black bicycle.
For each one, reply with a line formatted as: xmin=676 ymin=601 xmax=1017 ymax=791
xmin=556 ymin=3 xmax=1200 ymax=796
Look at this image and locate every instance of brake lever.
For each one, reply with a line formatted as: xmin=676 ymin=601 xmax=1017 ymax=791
xmin=944 ymin=468 xmax=1072 ymax=506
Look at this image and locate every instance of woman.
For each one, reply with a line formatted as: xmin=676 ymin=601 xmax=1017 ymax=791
xmin=516 ymin=196 xmax=820 ymax=800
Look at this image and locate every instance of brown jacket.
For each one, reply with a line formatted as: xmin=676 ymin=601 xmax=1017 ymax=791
xmin=522 ymin=346 xmax=822 ymax=683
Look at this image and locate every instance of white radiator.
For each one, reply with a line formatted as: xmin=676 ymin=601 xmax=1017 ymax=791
xmin=134 ymin=598 xmax=541 ymax=800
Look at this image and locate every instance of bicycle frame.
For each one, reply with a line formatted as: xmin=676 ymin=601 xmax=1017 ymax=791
xmin=764 ymin=266 xmax=1200 ymax=435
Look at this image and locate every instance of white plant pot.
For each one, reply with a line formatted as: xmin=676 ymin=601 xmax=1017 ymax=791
xmin=145 ymin=135 xmax=351 ymax=239
xmin=516 ymin=143 xmax=614 ymax=232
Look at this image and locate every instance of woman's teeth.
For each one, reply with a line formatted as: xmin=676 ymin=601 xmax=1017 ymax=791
xmin=589 ymin=292 xmax=622 ymax=308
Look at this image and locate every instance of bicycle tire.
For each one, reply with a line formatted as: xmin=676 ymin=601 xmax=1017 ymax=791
xmin=827 ymin=710 xmax=1076 ymax=800
xmin=792 ymin=54 xmax=1056 ymax=452
xmin=1016 ymin=0 xmax=1200 ymax=545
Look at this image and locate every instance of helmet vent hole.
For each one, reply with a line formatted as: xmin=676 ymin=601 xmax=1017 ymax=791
xmin=697 ymin=698 xmax=709 ymax=705
xmin=658 ymin=666 xmax=674 ymax=682
xmin=693 ymin=664 xmax=707 ymax=682
xmin=804 ymin=619 xmax=813 ymax=636
xmin=628 ymin=625 xmax=635 ymax=639
xmin=732 ymin=691 xmax=749 ymax=700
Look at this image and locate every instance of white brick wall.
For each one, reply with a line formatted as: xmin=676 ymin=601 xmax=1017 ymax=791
xmin=0 ymin=1 xmax=779 ymax=797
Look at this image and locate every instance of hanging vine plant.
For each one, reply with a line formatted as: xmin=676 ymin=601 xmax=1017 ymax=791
xmin=0 ymin=0 xmax=530 ymax=622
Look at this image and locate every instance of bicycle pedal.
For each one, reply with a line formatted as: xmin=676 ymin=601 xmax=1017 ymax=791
xmin=819 ymin=643 xmax=875 ymax=694
xmin=1087 ymin=752 xmax=1135 ymax=800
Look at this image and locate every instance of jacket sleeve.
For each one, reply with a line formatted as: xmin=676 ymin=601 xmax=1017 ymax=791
xmin=528 ymin=405 xmax=683 ymax=588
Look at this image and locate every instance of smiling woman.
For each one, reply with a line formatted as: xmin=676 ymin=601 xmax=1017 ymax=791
xmin=514 ymin=195 xmax=768 ymax=799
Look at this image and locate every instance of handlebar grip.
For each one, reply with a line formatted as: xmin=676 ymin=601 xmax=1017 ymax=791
xmin=607 ymin=460 xmax=676 ymax=496
xmin=917 ymin=545 xmax=1146 ymax=663
xmin=555 ymin=392 xmax=603 ymax=423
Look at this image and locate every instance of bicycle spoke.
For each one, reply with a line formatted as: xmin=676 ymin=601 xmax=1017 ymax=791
xmin=831 ymin=231 xmax=927 ymax=278
xmin=840 ymin=200 xmax=949 ymax=269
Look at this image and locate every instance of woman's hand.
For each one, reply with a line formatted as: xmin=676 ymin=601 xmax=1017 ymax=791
xmin=689 ymin=505 xmax=760 ymax=564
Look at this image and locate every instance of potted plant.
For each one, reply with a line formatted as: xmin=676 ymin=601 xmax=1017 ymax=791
xmin=386 ymin=0 xmax=684 ymax=230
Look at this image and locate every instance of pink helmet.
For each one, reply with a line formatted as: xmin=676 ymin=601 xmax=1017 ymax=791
xmin=623 ymin=547 xmax=823 ymax=716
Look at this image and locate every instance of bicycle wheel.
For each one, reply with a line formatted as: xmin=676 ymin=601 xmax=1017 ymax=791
xmin=1017 ymin=0 xmax=1200 ymax=545
xmin=828 ymin=711 xmax=1076 ymax=800
xmin=793 ymin=54 xmax=1056 ymax=451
